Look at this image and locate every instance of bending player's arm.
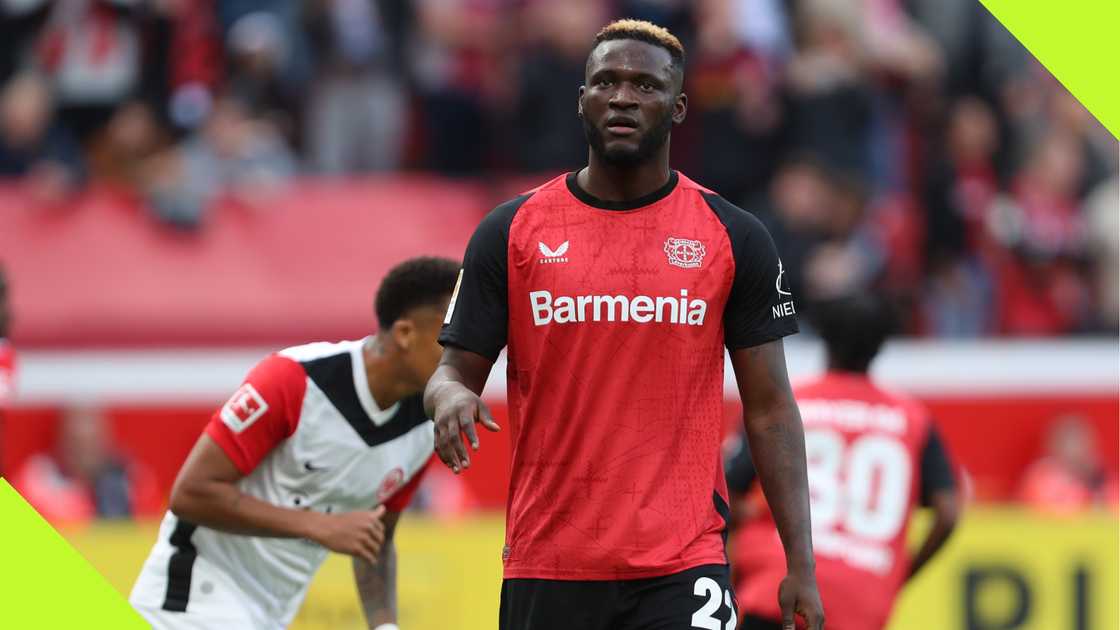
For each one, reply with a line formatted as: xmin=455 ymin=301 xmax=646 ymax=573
xmin=426 ymin=198 xmax=519 ymax=473
xmin=907 ymin=426 xmax=961 ymax=579
xmin=732 ymin=342 xmax=823 ymax=630
xmin=169 ymin=354 xmax=386 ymax=563
xmin=354 ymin=510 xmax=401 ymax=629
xmin=169 ymin=436 xmax=386 ymax=564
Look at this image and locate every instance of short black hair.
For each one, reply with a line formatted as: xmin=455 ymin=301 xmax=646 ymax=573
xmin=811 ymin=294 xmax=898 ymax=373
xmin=590 ymin=19 xmax=686 ymax=87
xmin=374 ymin=256 xmax=460 ymax=330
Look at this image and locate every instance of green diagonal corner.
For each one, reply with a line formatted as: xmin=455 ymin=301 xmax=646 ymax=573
xmin=0 ymin=479 xmax=148 ymax=629
xmin=981 ymin=0 xmax=1120 ymax=139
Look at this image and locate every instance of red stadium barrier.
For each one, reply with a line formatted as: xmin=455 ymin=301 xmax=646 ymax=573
xmin=4 ymin=392 xmax=1116 ymax=508
xmin=0 ymin=179 xmax=513 ymax=347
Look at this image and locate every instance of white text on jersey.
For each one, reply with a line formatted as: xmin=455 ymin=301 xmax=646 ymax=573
xmin=529 ymin=290 xmax=708 ymax=326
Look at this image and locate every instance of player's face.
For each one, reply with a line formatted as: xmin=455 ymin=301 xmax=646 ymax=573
xmin=397 ymin=299 xmax=451 ymax=389
xmin=580 ymin=40 xmax=686 ymax=166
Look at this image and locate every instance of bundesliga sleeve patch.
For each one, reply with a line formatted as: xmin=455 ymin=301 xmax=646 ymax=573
xmin=444 ymin=269 xmax=464 ymax=325
xmin=220 ymin=383 xmax=270 ymax=433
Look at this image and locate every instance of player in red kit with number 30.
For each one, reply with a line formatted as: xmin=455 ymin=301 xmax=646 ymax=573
xmin=728 ymin=296 xmax=961 ymax=630
xmin=425 ymin=20 xmax=825 ymax=630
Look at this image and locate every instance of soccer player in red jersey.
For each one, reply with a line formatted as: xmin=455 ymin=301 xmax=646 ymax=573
xmin=727 ymin=296 xmax=962 ymax=630
xmin=425 ymin=19 xmax=824 ymax=630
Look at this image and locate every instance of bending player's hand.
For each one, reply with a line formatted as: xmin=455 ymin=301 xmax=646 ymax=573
xmin=778 ymin=570 xmax=825 ymax=630
xmin=431 ymin=382 xmax=500 ymax=474
xmin=311 ymin=506 xmax=387 ymax=564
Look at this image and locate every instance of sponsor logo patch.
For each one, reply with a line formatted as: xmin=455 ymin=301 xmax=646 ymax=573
xmin=220 ymin=383 xmax=269 ymax=433
xmin=377 ymin=467 xmax=406 ymax=502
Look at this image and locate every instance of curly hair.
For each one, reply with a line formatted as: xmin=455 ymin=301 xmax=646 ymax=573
xmin=374 ymin=256 xmax=460 ymax=329
xmin=593 ymin=19 xmax=685 ymax=67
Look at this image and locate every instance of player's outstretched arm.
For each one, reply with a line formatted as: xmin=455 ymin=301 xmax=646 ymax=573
xmin=731 ymin=339 xmax=825 ymax=630
xmin=169 ymin=435 xmax=387 ymax=563
xmin=354 ymin=510 xmax=402 ymax=630
xmin=423 ymin=346 xmax=500 ymax=474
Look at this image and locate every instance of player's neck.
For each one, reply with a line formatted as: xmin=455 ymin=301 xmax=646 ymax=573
xmin=362 ymin=336 xmax=417 ymax=410
xmin=580 ymin=151 xmax=672 ymax=203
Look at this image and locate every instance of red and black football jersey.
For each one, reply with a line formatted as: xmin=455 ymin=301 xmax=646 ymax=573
xmin=441 ymin=171 xmax=798 ymax=580
xmin=730 ymin=372 xmax=957 ymax=630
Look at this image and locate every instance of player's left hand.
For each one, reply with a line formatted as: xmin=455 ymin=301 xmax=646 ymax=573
xmin=778 ymin=570 xmax=825 ymax=630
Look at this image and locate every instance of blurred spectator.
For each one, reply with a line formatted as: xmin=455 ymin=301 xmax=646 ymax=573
xmin=0 ymin=262 xmax=13 ymax=408
xmin=729 ymin=0 xmax=792 ymax=64
xmin=908 ymin=0 xmax=1028 ymax=100
xmin=784 ymin=0 xmax=874 ymax=179
xmin=225 ymin=11 xmax=301 ymax=146
xmin=11 ymin=406 xmax=161 ymax=525
xmin=1084 ymin=177 xmax=1119 ymax=330
xmin=991 ymin=131 xmax=1092 ymax=335
xmin=801 ymin=172 xmax=886 ymax=300
xmin=24 ymin=0 xmax=221 ymax=139
xmin=924 ymin=97 xmax=1001 ymax=259
xmin=1019 ymin=415 xmax=1119 ymax=512
xmin=32 ymin=0 xmax=147 ymax=140
xmin=682 ymin=0 xmax=785 ymax=203
xmin=412 ymin=0 xmax=510 ymax=175
xmin=757 ymin=157 xmax=832 ymax=303
xmin=511 ymin=0 xmax=604 ymax=173
xmin=918 ymin=97 xmax=1001 ymax=336
xmin=0 ymin=0 xmax=52 ymax=83
xmin=0 ymin=71 xmax=84 ymax=203
xmin=302 ymin=0 xmax=410 ymax=173
xmin=85 ymin=99 xmax=167 ymax=188
xmin=146 ymin=92 xmax=296 ymax=228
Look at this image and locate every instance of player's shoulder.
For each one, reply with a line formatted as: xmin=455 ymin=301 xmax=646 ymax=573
xmin=277 ymin=339 xmax=358 ymax=364
xmin=677 ymin=174 xmax=769 ymax=237
xmin=472 ymin=178 xmax=557 ymax=242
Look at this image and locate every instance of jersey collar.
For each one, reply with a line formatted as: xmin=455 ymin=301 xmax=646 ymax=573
xmin=565 ymin=169 xmax=679 ymax=211
xmin=351 ymin=338 xmax=400 ymax=426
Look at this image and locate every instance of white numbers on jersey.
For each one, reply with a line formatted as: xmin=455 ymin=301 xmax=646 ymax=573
xmin=691 ymin=577 xmax=737 ymax=630
xmin=805 ymin=429 xmax=912 ymax=542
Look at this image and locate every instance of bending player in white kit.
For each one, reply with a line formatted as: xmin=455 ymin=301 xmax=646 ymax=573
xmin=130 ymin=257 xmax=460 ymax=630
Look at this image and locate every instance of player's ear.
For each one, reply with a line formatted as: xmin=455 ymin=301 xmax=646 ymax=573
xmin=391 ymin=318 xmax=416 ymax=351
xmin=578 ymin=86 xmax=585 ymax=118
xmin=673 ymin=91 xmax=687 ymax=125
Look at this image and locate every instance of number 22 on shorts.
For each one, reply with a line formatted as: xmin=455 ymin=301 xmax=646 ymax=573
xmin=691 ymin=576 xmax=737 ymax=630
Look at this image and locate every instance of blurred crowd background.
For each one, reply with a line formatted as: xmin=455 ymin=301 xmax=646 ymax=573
xmin=1 ymin=3 xmax=1117 ymax=628
xmin=1 ymin=0 xmax=1117 ymax=337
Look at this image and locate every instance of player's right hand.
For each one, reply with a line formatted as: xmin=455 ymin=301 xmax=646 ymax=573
xmin=431 ymin=383 xmax=501 ymax=474
xmin=311 ymin=505 xmax=387 ymax=564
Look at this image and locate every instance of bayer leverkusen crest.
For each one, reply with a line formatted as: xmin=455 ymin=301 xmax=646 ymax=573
xmin=664 ymin=237 xmax=706 ymax=269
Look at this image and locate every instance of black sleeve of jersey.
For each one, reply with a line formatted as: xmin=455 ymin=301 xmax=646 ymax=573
xmin=919 ymin=425 xmax=957 ymax=506
xmin=438 ymin=194 xmax=531 ymax=361
xmin=701 ymin=193 xmax=800 ymax=349
xmin=724 ymin=432 xmax=758 ymax=495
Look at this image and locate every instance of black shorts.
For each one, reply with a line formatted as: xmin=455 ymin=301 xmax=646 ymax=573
xmin=740 ymin=614 xmax=784 ymax=630
xmin=499 ymin=564 xmax=738 ymax=630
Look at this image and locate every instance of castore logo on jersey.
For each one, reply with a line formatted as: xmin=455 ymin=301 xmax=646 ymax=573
xmin=538 ymin=241 xmax=569 ymax=264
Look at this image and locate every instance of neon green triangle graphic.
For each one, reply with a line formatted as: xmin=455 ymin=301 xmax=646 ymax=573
xmin=0 ymin=479 xmax=148 ymax=629
xmin=980 ymin=0 xmax=1119 ymax=139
